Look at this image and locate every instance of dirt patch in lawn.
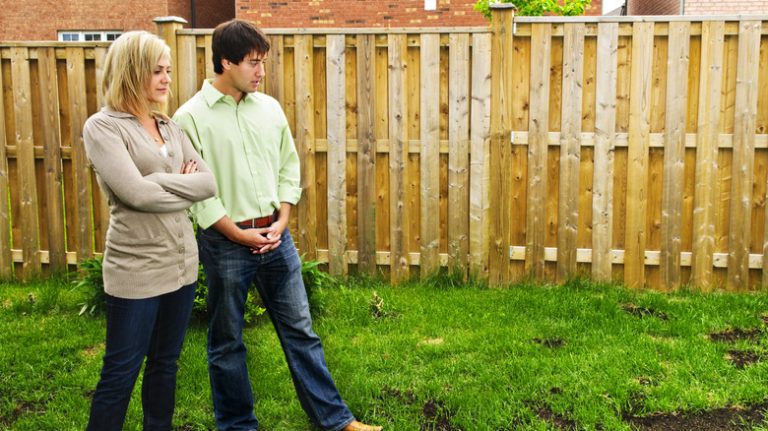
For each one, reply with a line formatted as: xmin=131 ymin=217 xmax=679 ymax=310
xmin=533 ymin=337 xmax=566 ymax=349
xmin=421 ymin=399 xmax=463 ymax=431
xmin=725 ymin=350 xmax=765 ymax=368
xmin=709 ymin=327 xmax=763 ymax=343
xmin=621 ymin=304 xmax=669 ymax=320
xmin=0 ymin=400 xmax=43 ymax=428
xmin=379 ymin=386 xmax=416 ymax=405
xmin=533 ymin=404 xmax=579 ymax=430
xmin=624 ymin=400 xmax=768 ymax=430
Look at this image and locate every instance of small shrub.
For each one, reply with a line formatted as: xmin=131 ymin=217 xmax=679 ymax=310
xmin=72 ymin=257 xmax=106 ymax=316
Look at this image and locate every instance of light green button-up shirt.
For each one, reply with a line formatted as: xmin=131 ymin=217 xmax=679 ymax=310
xmin=173 ymin=80 xmax=302 ymax=229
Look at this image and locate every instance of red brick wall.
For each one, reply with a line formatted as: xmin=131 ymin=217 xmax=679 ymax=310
xmin=194 ymin=0 xmax=237 ymax=28
xmin=237 ymin=0 xmax=601 ymax=28
xmin=684 ymin=0 xmax=768 ymax=14
xmin=627 ymin=0 xmax=681 ymax=15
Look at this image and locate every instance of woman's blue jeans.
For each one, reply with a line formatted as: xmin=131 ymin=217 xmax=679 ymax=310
xmin=86 ymin=283 xmax=196 ymax=431
xmin=198 ymin=227 xmax=354 ymax=431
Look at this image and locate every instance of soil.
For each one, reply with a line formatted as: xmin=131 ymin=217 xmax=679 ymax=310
xmin=624 ymin=401 xmax=768 ymax=431
xmin=621 ymin=304 xmax=669 ymax=320
xmin=421 ymin=399 xmax=463 ymax=431
xmin=709 ymin=327 xmax=763 ymax=343
xmin=533 ymin=337 xmax=566 ymax=349
xmin=725 ymin=349 xmax=765 ymax=369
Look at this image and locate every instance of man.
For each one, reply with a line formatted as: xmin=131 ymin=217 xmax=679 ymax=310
xmin=174 ymin=19 xmax=382 ymax=431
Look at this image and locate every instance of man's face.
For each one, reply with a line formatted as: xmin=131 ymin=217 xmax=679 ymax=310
xmin=225 ymin=51 xmax=266 ymax=94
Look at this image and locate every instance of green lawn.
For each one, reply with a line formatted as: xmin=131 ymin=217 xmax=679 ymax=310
xmin=1 ymin=276 xmax=767 ymax=430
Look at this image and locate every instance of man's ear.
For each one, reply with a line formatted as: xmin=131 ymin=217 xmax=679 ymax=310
xmin=221 ymin=58 xmax=231 ymax=71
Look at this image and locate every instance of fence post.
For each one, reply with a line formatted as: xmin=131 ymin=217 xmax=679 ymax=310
xmin=488 ymin=4 xmax=516 ymax=286
xmin=154 ymin=16 xmax=187 ymax=114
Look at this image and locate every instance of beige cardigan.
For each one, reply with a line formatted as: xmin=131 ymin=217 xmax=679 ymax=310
xmin=83 ymin=108 xmax=217 ymax=299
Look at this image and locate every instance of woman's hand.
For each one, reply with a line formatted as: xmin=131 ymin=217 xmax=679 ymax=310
xmin=180 ymin=159 xmax=199 ymax=174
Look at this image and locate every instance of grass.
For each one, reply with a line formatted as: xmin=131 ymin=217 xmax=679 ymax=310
xmin=1 ymin=275 xmax=768 ymax=430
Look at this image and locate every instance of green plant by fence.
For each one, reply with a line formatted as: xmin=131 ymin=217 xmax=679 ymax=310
xmin=2 ymin=9 xmax=768 ymax=290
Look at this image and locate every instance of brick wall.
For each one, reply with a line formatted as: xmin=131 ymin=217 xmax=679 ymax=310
xmin=627 ymin=0 xmax=681 ymax=15
xmin=684 ymin=0 xmax=768 ymax=14
xmin=237 ymin=0 xmax=601 ymax=28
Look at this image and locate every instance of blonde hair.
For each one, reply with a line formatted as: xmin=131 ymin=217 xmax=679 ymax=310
xmin=102 ymin=31 xmax=171 ymax=116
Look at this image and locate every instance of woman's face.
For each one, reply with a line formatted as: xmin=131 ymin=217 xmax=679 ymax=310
xmin=146 ymin=54 xmax=171 ymax=104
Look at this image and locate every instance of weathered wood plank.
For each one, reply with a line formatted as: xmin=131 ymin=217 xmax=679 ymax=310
xmin=728 ymin=21 xmax=761 ymax=290
xmin=660 ymin=21 xmax=690 ymax=290
xmin=37 ymin=48 xmax=66 ymax=273
xmin=557 ymin=23 xmax=585 ymax=282
xmin=448 ymin=33 xmax=470 ymax=276
xmin=177 ymin=35 xmax=198 ymax=106
xmin=0 ymin=57 xmax=12 ymax=277
xmin=11 ymin=47 xmax=41 ymax=278
xmin=326 ymin=34 xmax=347 ymax=277
xmin=624 ymin=22 xmax=654 ymax=288
xmin=294 ymin=35 xmax=317 ymax=261
xmin=592 ymin=22 xmax=619 ymax=282
xmin=420 ymin=33 xmax=441 ymax=277
xmin=356 ymin=34 xmax=377 ymax=273
xmin=388 ymin=34 xmax=410 ymax=283
xmin=526 ymin=23 xmax=552 ymax=279
xmin=469 ymin=33 xmax=492 ymax=278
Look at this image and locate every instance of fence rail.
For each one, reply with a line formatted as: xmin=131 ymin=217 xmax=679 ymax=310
xmin=1 ymin=11 xmax=767 ymax=291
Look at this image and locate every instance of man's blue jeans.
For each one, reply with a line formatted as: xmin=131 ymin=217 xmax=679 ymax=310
xmin=86 ymin=283 xmax=196 ymax=431
xmin=198 ymin=227 xmax=355 ymax=431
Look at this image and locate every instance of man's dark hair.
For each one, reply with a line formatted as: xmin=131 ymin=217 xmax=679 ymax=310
xmin=212 ymin=19 xmax=270 ymax=74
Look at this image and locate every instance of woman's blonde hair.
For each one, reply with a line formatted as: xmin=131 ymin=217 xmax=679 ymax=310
xmin=103 ymin=31 xmax=171 ymax=116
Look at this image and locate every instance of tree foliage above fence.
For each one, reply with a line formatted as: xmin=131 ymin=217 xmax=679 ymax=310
xmin=474 ymin=0 xmax=592 ymax=18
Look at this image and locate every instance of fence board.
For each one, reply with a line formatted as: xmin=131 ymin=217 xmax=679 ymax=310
xmin=557 ymin=23 xmax=585 ymax=281
xmin=37 ymin=48 xmax=66 ymax=273
xmin=692 ymin=21 xmax=725 ymax=290
xmin=420 ymin=33 xmax=440 ymax=277
xmin=326 ymin=35 xmax=347 ymax=277
xmin=489 ymin=8 xmax=516 ymax=284
xmin=93 ymin=47 xmax=109 ymax=251
xmin=727 ymin=21 xmax=761 ymax=290
xmin=388 ymin=34 xmax=410 ymax=282
xmin=469 ymin=33 xmax=491 ymax=277
xmin=448 ymin=33 xmax=470 ymax=275
xmin=294 ymin=35 xmax=318 ymax=261
xmin=11 ymin=48 xmax=41 ymax=278
xmin=592 ymin=23 xmax=619 ymax=282
xmin=0 ymin=58 xmax=11 ymax=278
xmin=177 ymin=36 xmax=197 ymax=106
xmin=356 ymin=34 xmax=377 ymax=274
xmin=624 ymin=22 xmax=654 ymax=288
xmin=660 ymin=22 xmax=691 ymax=290
xmin=526 ymin=23 xmax=552 ymax=279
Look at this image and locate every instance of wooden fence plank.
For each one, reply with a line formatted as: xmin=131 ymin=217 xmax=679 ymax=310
xmin=0 ymin=57 xmax=11 ymax=278
xmin=177 ymin=36 xmax=198 ymax=106
xmin=294 ymin=35 xmax=317 ymax=261
xmin=388 ymin=34 xmax=410 ymax=283
xmin=469 ymin=33 xmax=492 ymax=278
xmin=420 ymin=33 xmax=441 ymax=277
xmin=526 ymin=23 xmax=552 ymax=279
xmin=11 ymin=48 xmax=41 ymax=278
xmin=448 ymin=33 xmax=470 ymax=276
xmin=266 ymin=35 xmax=284 ymax=106
xmin=728 ymin=21 xmax=762 ymax=290
xmin=624 ymin=22 xmax=654 ymax=288
xmin=592 ymin=22 xmax=619 ymax=282
xmin=204 ymin=34 xmax=214 ymax=80
xmin=660 ymin=21 xmax=690 ymax=290
xmin=557 ymin=23 xmax=585 ymax=281
xmin=357 ymin=34 xmax=377 ymax=274
xmin=37 ymin=48 xmax=66 ymax=273
xmin=326 ymin=35 xmax=348 ymax=277
xmin=67 ymin=47 xmax=93 ymax=262
xmin=692 ymin=21 xmax=725 ymax=290
xmin=489 ymin=7 xmax=515 ymax=284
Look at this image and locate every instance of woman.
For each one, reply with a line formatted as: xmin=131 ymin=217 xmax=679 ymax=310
xmin=83 ymin=31 xmax=216 ymax=430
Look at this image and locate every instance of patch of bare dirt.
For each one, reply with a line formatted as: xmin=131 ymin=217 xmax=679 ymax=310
xmin=624 ymin=401 xmax=768 ymax=430
xmin=709 ymin=327 xmax=763 ymax=343
xmin=531 ymin=404 xmax=579 ymax=430
xmin=533 ymin=337 xmax=566 ymax=349
xmin=726 ymin=350 xmax=765 ymax=369
xmin=621 ymin=304 xmax=669 ymax=320
xmin=421 ymin=399 xmax=463 ymax=431
xmin=379 ymin=386 xmax=416 ymax=405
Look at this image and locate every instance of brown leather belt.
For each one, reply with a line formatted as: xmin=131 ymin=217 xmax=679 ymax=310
xmin=235 ymin=211 xmax=278 ymax=229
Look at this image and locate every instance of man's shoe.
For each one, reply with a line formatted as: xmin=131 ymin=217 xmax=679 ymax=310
xmin=342 ymin=420 xmax=383 ymax=431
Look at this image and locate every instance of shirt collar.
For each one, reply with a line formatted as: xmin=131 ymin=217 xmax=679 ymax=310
xmin=201 ymin=79 xmax=254 ymax=108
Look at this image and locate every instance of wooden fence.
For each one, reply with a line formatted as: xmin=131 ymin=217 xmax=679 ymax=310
xmin=1 ymin=9 xmax=768 ymax=290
